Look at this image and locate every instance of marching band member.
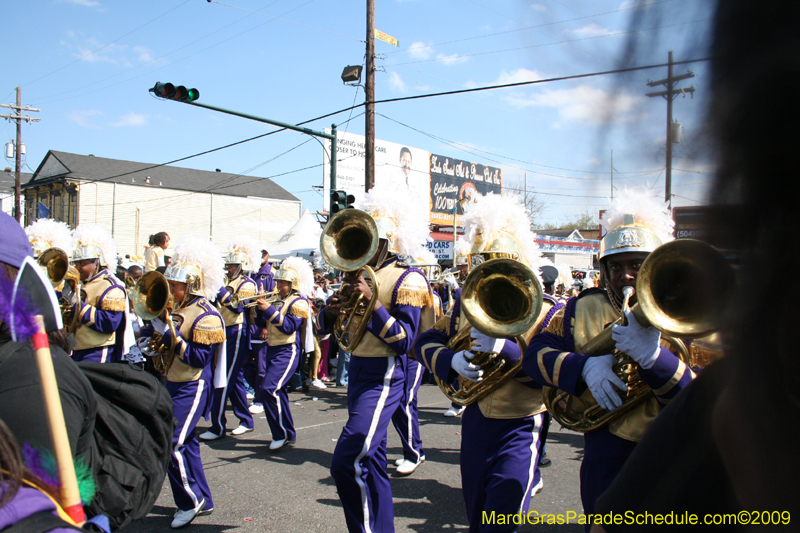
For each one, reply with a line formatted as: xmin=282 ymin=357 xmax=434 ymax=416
xmin=319 ymin=183 xmax=434 ymax=533
xmin=523 ymin=189 xmax=694 ymax=522
xmin=390 ymin=249 xmax=441 ymax=476
xmin=141 ymin=235 xmax=226 ymax=528
xmin=255 ymin=256 xmax=314 ymax=450
xmin=244 ymin=246 xmax=275 ymax=415
xmin=415 ymin=193 xmax=562 ymax=533
xmin=201 ymin=237 xmax=259 ymax=440
xmin=70 ymin=224 xmax=127 ymax=363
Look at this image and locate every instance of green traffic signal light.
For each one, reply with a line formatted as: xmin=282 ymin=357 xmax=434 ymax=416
xmin=150 ymin=82 xmax=199 ymax=102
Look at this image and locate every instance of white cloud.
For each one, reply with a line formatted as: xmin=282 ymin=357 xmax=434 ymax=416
xmin=407 ymin=41 xmax=434 ymax=60
xmin=388 ymin=72 xmax=408 ymax=93
xmin=505 ymin=84 xmax=641 ymax=126
xmin=564 ymin=23 xmax=617 ymax=38
xmin=111 ymin=112 xmax=147 ymax=127
xmin=68 ymin=109 xmax=103 ymax=129
xmin=587 ymin=157 xmax=601 ymax=165
xmin=61 ymin=33 xmax=162 ymax=66
xmin=436 ymin=53 xmax=468 ymax=66
xmin=531 ymin=3 xmax=547 ymax=12
xmin=495 ymin=68 xmax=543 ymax=85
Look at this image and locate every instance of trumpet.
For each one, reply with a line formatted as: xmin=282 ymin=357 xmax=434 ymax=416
xmin=230 ymin=290 xmax=280 ymax=308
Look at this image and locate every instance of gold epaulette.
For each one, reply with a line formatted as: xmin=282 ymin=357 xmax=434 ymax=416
xmin=433 ymin=313 xmax=451 ymax=334
xmin=543 ymin=308 xmax=565 ymax=336
xmin=237 ymin=282 xmax=257 ymax=299
xmin=396 ymin=271 xmax=433 ymax=308
xmin=288 ymin=298 xmax=310 ymax=319
xmin=193 ymin=314 xmax=226 ymax=345
xmin=100 ymin=287 xmax=127 ymax=312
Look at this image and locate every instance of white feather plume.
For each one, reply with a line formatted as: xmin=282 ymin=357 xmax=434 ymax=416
xmin=172 ymin=235 xmax=225 ymax=301
xmin=279 ymin=256 xmax=315 ymax=299
xmin=600 ymin=187 xmax=674 ymax=243
xmin=25 ymin=219 xmax=73 ymax=254
xmin=72 ymin=223 xmax=117 ymax=267
xmin=461 ymin=193 xmax=546 ymax=276
xmin=556 ymin=263 xmax=574 ymax=287
xmin=228 ymin=235 xmax=262 ymax=271
xmin=357 ymin=182 xmax=431 ymax=260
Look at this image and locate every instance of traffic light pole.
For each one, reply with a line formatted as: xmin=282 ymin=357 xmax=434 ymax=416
xmin=159 ymin=97 xmax=338 ymax=191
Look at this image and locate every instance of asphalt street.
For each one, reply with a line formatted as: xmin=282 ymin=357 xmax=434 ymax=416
xmin=125 ymin=381 xmax=586 ymax=532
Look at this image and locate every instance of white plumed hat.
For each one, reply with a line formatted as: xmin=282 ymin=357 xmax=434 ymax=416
xmin=26 ymin=219 xmax=73 ymax=258
xmin=164 ymin=235 xmax=225 ymax=301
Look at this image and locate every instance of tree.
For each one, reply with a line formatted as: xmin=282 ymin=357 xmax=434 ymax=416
xmin=503 ymin=179 xmax=550 ymax=228
xmin=537 ymin=207 xmax=599 ymax=230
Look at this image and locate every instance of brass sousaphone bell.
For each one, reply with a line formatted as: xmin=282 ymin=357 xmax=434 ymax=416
xmin=320 ymin=208 xmax=382 ymax=352
xmin=543 ymin=238 xmax=735 ymax=432
xmin=131 ymin=271 xmax=178 ymax=375
xmin=38 ymin=247 xmax=82 ymax=333
xmin=436 ymin=257 xmax=544 ymax=406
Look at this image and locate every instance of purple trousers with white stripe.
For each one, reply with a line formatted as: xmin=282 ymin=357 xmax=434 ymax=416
xmin=391 ymin=357 xmax=425 ymax=463
xmin=167 ymin=379 xmax=213 ymax=512
xmin=261 ymin=342 xmax=300 ymax=443
xmin=331 ymin=355 xmax=405 ymax=533
xmin=461 ymin=406 xmax=543 ymax=533
xmin=208 ymin=324 xmax=253 ymax=435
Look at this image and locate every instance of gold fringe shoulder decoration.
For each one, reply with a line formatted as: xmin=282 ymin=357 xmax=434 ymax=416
xmin=432 ymin=314 xmax=451 ymax=334
xmin=236 ymin=283 xmax=257 ymax=299
xmin=396 ymin=271 xmax=433 ymax=308
xmin=193 ymin=315 xmax=226 ymax=345
xmin=100 ymin=287 xmax=127 ymax=312
xmin=288 ymin=298 xmax=310 ymax=319
xmin=543 ymin=309 xmax=565 ymax=336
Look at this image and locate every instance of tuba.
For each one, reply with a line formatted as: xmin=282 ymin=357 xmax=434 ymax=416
xmin=131 ymin=271 xmax=178 ymax=375
xmin=320 ymin=209 xmax=382 ymax=352
xmin=436 ymin=258 xmax=544 ymax=406
xmin=543 ymin=238 xmax=735 ymax=432
xmin=38 ymin=247 xmax=82 ymax=333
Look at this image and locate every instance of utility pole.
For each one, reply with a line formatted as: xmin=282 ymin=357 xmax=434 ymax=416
xmin=646 ymin=51 xmax=695 ymax=208
xmin=1 ymin=87 xmax=40 ymax=222
xmin=610 ymin=150 xmax=614 ymax=201
xmin=365 ymin=0 xmax=376 ymax=192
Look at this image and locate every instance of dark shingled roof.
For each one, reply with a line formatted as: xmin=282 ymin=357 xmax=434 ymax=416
xmin=24 ymin=150 xmax=299 ymax=202
xmin=2 ymin=169 xmax=31 ymax=196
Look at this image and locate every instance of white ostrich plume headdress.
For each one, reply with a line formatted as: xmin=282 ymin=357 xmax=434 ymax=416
xmin=227 ymin=235 xmax=262 ymax=271
xmin=170 ymin=235 xmax=225 ymax=301
xmin=26 ymin=219 xmax=73 ymax=257
xmin=276 ymin=256 xmax=315 ymax=298
xmin=600 ymin=187 xmax=674 ymax=243
xmin=461 ymin=193 xmax=545 ymax=276
xmin=357 ymin=182 xmax=430 ymax=260
xmin=72 ymin=223 xmax=117 ymax=267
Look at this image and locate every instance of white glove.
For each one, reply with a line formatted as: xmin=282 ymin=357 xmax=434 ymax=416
xmin=581 ymin=354 xmax=627 ymax=411
xmin=451 ymin=350 xmax=483 ymax=382
xmin=470 ymin=327 xmax=505 ymax=354
xmin=151 ymin=317 xmax=167 ymax=335
xmin=137 ymin=337 xmax=154 ymax=357
xmin=611 ymin=309 xmax=661 ymax=369
xmin=444 ymin=273 xmax=458 ymax=291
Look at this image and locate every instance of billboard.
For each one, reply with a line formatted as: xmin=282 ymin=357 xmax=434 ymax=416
xmin=429 ymin=154 xmax=502 ymax=225
xmin=323 ymin=130 xmax=430 ymax=211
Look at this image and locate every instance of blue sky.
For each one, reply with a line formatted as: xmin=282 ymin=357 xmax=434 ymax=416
xmin=3 ymin=0 xmax=714 ymax=227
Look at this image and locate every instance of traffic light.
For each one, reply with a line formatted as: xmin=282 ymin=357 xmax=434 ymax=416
xmin=330 ymin=190 xmax=355 ymax=214
xmin=149 ymin=82 xmax=200 ymax=102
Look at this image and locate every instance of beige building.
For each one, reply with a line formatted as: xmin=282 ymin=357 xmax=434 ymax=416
xmin=23 ymin=150 xmax=301 ymax=260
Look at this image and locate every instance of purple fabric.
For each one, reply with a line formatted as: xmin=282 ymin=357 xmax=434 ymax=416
xmin=0 ymin=211 xmax=32 ymax=270
xmin=0 ymin=485 xmax=77 ymax=532
xmin=331 ymin=355 xmax=405 ymax=533
xmin=209 ymin=323 xmax=253 ymax=434
xmin=391 ymin=357 xmax=425 ymax=463
xmin=461 ymin=408 xmax=543 ymax=533
xmin=261 ymin=343 xmax=300 ymax=442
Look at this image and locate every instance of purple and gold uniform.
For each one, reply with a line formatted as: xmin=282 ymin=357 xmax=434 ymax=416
xmin=320 ymin=258 xmax=434 ymax=533
xmin=209 ymin=273 xmax=257 ymax=435
xmin=72 ymin=268 xmax=126 ymax=363
xmin=144 ymin=295 xmax=225 ymax=515
xmin=524 ymin=287 xmax=694 ymax=517
xmin=244 ymin=261 xmax=275 ymax=409
xmin=260 ymin=290 xmax=309 ymax=444
xmin=416 ymin=291 xmax=562 ymax=533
